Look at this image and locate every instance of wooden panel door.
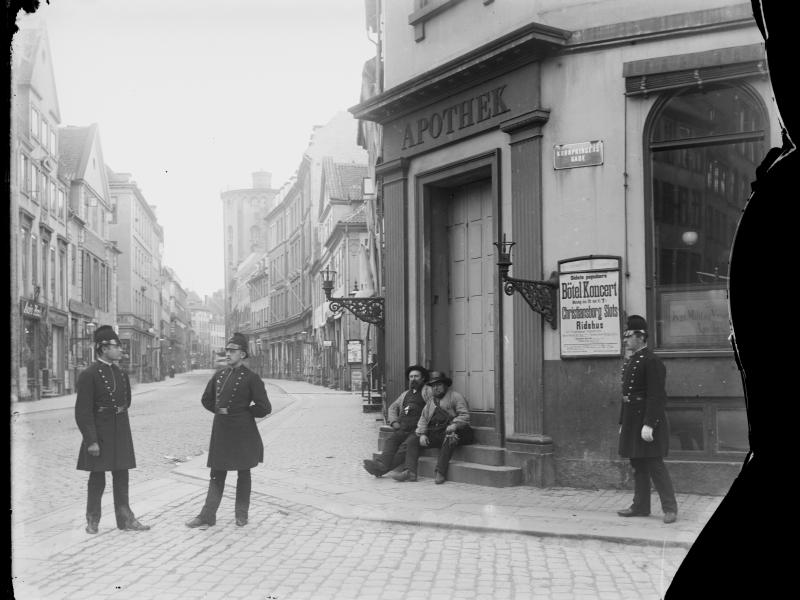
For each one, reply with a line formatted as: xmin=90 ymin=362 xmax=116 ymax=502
xmin=447 ymin=179 xmax=494 ymax=411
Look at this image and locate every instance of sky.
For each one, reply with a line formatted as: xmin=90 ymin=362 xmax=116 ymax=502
xmin=16 ymin=0 xmax=376 ymax=297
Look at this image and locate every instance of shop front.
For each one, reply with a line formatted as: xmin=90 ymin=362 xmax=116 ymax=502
xmin=354 ymin=17 xmax=776 ymax=493
xmin=20 ymin=297 xmax=48 ymax=400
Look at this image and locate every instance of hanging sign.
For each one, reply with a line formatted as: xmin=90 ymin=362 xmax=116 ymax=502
xmin=347 ymin=340 xmax=363 ymax=363
xmin=21 ymin=299 xmax=46 ymax=320
xmin=558 ymin=256 xmax=623 ymax=358
xmin=554 ymin=140 xmax=604 ymax=169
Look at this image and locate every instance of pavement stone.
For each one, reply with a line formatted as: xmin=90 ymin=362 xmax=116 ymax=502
xmin=135 ymin=377 xmax=724 ymax=551
xmin=13 ymin=376 xmax=712 ymax=599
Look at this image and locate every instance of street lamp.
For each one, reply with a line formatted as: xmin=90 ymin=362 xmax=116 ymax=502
xmin=320 ymin=268 xmax=385 ymax=328
xmin=493 ymin=234 xmax=559 ymax=329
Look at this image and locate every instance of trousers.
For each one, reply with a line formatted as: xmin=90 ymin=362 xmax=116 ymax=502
xmin=376 ymin=429 xmax=413 ymax=472
xmin=198 ymin=469 xmax=251 ymax=524
xmin=630 ymin=457 xmax=678 ymax=513
xmin=404 ymin=426 xmax=474 ymax=476
xmin=86 ymin=469 xmax=135 ymax=527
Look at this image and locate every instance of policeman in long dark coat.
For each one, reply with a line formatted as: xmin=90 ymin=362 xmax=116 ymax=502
xmin=186 ymin=333 xmax=271 ymax=528
xmin=617 ymin=315 xmax=678 ymax=524
xmin=75 ymin=325 xmax=150 ymax=534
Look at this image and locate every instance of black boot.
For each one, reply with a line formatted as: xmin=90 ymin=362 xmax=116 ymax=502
xmin=188 ymin=471 xmax=226 ymax=527
xmin=86 ymin=471 xmax=104 ymax=534
xmin=113 ymin=470 xmax=151 ymax=531
xmin=85 ymin=515 xmax=100 ymax=534
xmin=235 ymin=470 xmax=251 ymax=526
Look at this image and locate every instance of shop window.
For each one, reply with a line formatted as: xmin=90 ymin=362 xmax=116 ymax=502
xmin=647 ymin=85 xmax=767 ymax=350
xmin=667 ymin=401 xmax=748 ymax=458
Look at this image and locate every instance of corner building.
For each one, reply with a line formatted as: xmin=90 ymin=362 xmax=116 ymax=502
xmin=351 ymin=1 xmax=775 ymax=493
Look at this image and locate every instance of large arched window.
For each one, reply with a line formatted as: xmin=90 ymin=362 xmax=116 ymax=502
xmin=646 ymin=84 xmax=767 ymax=350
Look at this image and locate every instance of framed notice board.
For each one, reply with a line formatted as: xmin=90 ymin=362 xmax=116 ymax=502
xmin=558 ymin=256 xmax=623 ymax=358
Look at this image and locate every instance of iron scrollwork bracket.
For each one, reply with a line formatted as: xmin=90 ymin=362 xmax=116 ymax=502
xmin=502 ymin=271 xmax=559 ymax=329
xmin=328 ymin=296 xmax=385 ymax=328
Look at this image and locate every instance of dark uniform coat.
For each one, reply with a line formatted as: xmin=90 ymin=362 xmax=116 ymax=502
xmin=75 ymin=360 xmax=136 ymax=472
xmin=201 ymin=365 xmax=272 ymax=470
xmin=618 ymin=346 xmax=670 ymax=458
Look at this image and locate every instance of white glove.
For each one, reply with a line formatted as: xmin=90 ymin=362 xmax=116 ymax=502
xmin=641 ymin=425 xmax=654 ymax=443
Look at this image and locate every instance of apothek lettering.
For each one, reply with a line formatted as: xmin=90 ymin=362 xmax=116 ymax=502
xmin=401 ymin=85 xmax=510 ymax=151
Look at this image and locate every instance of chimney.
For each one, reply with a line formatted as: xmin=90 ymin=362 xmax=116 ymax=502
xmin=252 ymin=171 xmax=272 ymax=189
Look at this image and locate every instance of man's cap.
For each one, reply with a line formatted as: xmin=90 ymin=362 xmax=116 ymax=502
xmin=226 ymin=332 xmax=249 ymax=356
xmin=406 ymin=364 xmax=429 ymax=382
xmin=428 ymin=371 xmax=452 ymax=387
xmin=94 ymin=325 xmax=121 ymax=346
xmin=624 ymin=315 xmax=648 ymax=336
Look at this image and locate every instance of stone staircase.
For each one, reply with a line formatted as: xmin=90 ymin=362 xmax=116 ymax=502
xmin=375 ymin=412 xmax=524 ymax=487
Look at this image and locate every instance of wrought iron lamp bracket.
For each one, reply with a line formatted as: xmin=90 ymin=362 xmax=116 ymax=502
xmin=501 ymin=271 xmax=559 ymax=329
xmin=324 ymin=291 xmax=385 ymax=328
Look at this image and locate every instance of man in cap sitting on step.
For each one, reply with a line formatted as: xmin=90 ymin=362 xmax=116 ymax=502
xmin=362 ymin=364 xmax=430 ymax=477
xmin=393 ymin=371 xmax=473 ymax=484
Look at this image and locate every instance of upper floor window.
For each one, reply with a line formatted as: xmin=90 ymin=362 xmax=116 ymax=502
xmin=647 ymin=84 xmax=767 ymax=350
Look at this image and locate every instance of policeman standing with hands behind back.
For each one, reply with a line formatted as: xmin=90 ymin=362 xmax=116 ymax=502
xmin=617 ymin=315 xmax=678 ymax=524
xmin=75 ymin=325 xmax=150 ymax=534
xmin=186 ymin=332 xmax=271 ymax=529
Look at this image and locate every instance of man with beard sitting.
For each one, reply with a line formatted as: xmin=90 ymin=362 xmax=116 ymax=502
xmin=362 ymin=364 xmax=429 ymax=477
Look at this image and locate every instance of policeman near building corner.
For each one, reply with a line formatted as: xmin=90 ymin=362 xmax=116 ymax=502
xmin=186 ymin=332 xmax=272 ymax=529
xmin=75 ymin=325 xmax=150 ymax=534
xmin=617 ymin=315 xmax=678 ymax=524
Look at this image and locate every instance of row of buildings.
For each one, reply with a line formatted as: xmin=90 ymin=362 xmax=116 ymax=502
xmin=223 ymin=112 xmax=380 ymax=393
xmin=10 ymin=22 xmax=226 ymax=400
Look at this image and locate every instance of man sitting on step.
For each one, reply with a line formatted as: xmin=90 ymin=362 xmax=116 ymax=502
xmin=362 ymin=364 xmax=430 ymax=478
xmin=393 ymin=371 xmax=473 ymax=485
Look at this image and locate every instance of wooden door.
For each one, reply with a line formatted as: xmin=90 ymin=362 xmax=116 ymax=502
xmin=447 ymin=180 xmax=494 ymax=411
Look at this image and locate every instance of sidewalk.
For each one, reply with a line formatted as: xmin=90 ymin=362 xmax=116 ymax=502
xmin=10 ymin=373 xmax=191 ymax=415
xmin=170 ymin=378 xmax=727 ymax=550
xmin=13 ymin=376 xmax=728 ymax=558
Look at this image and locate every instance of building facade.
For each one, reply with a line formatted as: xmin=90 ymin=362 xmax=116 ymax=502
xmin=59 ymin=124 xmax=120 ymax=394
xmin=162 ymin=266 xmax=192 ymax=374
xmin=11 ymin=23 xmax=72 ymax=400
xmin=108 ymin=170 xmax=165 ymax=384
xmin=311 ymin=160 xmax=373 ymax=391
xmin=352 ymin=1 xmax=774 ymax=493
xmin=221 ymin=171 xmax=279 ymax=336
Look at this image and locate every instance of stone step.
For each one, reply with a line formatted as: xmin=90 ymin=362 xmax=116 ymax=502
xmin=379 ymin=424 xmax=499 ymax=446
xmin=417 ymin=457 xmax=522 ymax=487
xmin=374 ymin=443 xmax=506 ymax=466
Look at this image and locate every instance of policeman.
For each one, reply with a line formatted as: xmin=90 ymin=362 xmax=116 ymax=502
xmin=75 ymin=325 xmax=150 ymax=534
xmin=186 ymin=332 xmax=272 ymax=528
xmin=617 ymin=315 xmax=678 ymax=524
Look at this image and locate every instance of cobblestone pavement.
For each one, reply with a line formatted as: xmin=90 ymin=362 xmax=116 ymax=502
xmin=12 ymin=375 xmax=722 ymax=599
xmin=10 ymin=371 xmax=292 ymax=524
xmin=15 ymin=483 xmax=683 ymax=600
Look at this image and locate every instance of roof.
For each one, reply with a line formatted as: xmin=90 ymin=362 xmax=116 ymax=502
xmin=57 ymin=125 xmax=93 ymax=180
xmin=12 ymin=26 xmax=42 ymax=84
xmin=341 ymin=202 xmax=367 ymax=225
xmin=323 ymin=158 xmax=368 ymax=201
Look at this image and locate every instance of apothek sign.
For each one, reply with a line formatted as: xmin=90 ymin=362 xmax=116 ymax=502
xmin=383 ymin=62 xmax=540 ymax=161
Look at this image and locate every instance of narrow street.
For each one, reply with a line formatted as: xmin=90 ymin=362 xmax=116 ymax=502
xmin=12 ymin=374 xmax=691 ymax=599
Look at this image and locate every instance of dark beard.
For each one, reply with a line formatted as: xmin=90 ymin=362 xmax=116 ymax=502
xmin=408 ymin=381 xmax=422 ymax=393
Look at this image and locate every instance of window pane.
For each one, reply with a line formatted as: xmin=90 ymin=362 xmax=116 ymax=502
xmin=652 ymin=87 xmax=764 ymax=142
xmin=653 ymin=139 xmax=762 ymax=348
xmin=716 ymin=408 xmax=748 ymax=453
xmin=666 ymin=407 xmax=705 ymax=452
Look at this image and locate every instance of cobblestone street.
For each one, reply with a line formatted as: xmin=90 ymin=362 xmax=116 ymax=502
xmin=11 ymin=375 xmax=710 ymax=599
